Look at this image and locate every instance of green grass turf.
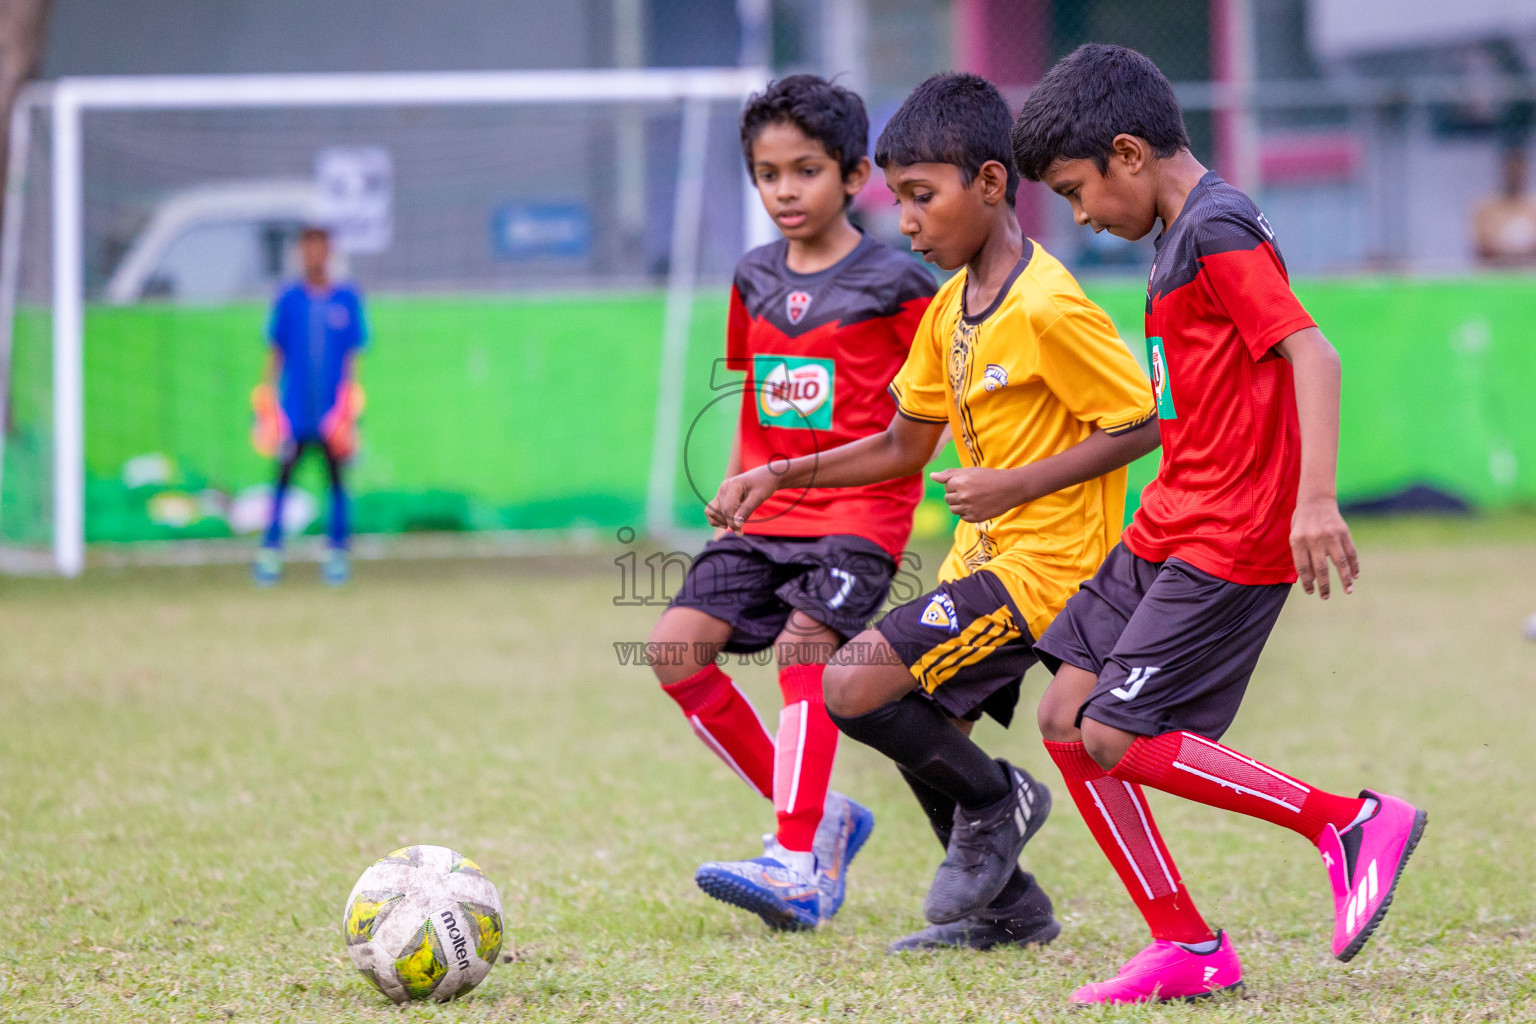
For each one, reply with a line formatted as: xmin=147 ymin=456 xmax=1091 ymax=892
xmin=2 ymin=518 xmax=1535 ymax=1022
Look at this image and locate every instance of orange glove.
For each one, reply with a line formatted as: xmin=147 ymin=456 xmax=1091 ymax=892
xmin=251 ymin=384 xmax=289 ymax=457
xmin=322 ymin=380 xmax=366 ymax=459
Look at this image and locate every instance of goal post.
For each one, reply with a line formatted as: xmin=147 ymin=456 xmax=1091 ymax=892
xmin=1 ymin=67 xmax=774 ymax=576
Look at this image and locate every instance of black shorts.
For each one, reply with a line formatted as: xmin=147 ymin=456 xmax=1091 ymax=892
xmin=876 ymin=570 xmax=1036 ymax=727
xmin=1032 ymin=544 xmax=1290 ymax=740
xmin=669 ymin=533 xmax=897 ymax=654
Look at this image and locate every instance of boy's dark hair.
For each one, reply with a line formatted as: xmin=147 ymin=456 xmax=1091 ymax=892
xmin=740 ymin=74 xmax=868 ymax=182
xmin=874 ymin=72 xmax=1019 ymax=207
xmin=1012 ymin=43 xmax=1190 ymax=182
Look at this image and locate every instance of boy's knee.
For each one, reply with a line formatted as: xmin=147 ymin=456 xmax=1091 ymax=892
xmin=647 ymin=615 xmax=715 ymax=686
xmin=821 ymin=661 xmax=860 ymax=718
xmin=1037 ymin=664 xmax=1098 ymax=744
xmin=1036 ymin=689 xmax=1080 ymax=743
xmin=1080 ymin=717 xmax=1136 ymax=771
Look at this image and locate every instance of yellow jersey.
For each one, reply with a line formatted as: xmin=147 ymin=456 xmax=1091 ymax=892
xmin=888 ymin=240 xmax=1155 ymax=639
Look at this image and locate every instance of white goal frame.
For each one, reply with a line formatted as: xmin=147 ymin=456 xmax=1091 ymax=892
xmin=0 ymin=67 xmax=774 ymax=576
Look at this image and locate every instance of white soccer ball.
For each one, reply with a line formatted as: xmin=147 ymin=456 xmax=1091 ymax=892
xmin=1524 ymin=611 xmax=1536 ymax=641
xmin=342 ymin=844 xmax=504 ymax=1003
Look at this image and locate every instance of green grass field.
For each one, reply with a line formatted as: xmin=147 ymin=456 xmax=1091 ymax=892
xmin=3 ymin=519 xmax=1536 ymax=1022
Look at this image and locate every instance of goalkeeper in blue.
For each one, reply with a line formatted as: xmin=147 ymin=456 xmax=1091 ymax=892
xmin=252 ymin=225 xmax=367 ymax=586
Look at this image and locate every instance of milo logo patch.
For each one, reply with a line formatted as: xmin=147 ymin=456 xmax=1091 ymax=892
xmin=1146 ymin=336 xmax=1176 ymax=420
xmin=754 ymin=355 xmax=834 ymax=431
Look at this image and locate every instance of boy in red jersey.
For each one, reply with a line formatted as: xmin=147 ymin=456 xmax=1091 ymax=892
xmin=1013 ymin=44 xmax=1427 ymax=1003
xmin=650 ymin=75 xmax=935 ymax=931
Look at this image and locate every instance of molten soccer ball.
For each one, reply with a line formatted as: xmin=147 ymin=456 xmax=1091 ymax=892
xmin=342 ymin=845 xmax=503 ymax=1003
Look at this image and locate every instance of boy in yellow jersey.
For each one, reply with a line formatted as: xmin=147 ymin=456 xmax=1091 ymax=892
xmin=709 ymin=72 xmax=1159 ymax=951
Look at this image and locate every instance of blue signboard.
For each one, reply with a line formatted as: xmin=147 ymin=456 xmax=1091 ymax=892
xmin=490 ymin=201 xmax=592 ymax=261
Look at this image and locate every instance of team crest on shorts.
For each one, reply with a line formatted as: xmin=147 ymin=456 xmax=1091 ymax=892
xmin=920 ymin=591 xmax=960 ymax=635
xmin=983 ymin=364 xmax=1008 ymax=392
xmin=786 ymin=290 xmax=812 ymax=325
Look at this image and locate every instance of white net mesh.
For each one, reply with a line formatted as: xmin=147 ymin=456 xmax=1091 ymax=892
xmin=1 ymin=75 xmax=763 ymax=565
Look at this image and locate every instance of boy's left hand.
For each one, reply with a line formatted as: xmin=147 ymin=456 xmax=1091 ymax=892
xmin=930 ymin=467 xmax=1030 ymax=523
xmin=1290 ymin=495 xmax=1359 ymax=600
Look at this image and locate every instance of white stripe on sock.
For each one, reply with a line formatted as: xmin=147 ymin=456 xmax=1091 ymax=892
xmin=1182 ymin=733 xmax=1310 ymax=794
xmin=1088 ymin=780 xmax=1155 ymax=901
xmin=1173 ymin=761 xmax=1303 ymax=812
xmin=1122 ymin=781 xmax=1177 ymax=894
xmin=782 ymin=701 xmax=808 ymax=814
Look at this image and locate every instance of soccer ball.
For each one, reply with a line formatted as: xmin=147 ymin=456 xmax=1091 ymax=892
xmin=342 ymin=845 xmax=504 ymax=1003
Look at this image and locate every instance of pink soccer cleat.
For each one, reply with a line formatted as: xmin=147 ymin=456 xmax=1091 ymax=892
xmin=1069 ymin=931 xmax=1243 ymax=1005
xmin=1316 ymin=790 xmax=1428 ymax=961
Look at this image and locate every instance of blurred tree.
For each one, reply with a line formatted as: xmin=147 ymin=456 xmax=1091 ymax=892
xmin=0 ymin=0 xmax=52 ymax=227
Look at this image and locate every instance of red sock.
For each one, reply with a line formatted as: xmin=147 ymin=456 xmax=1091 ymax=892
xmin=773 ymin=664 xmax=838 ymax=853
xmin=661 ymin=664 xmax=774 ymax=799
xmin=1045 ymin=740 xmax=1214 ymax=944
xmin=1110 ymin=731 xmax=1365 ymax=843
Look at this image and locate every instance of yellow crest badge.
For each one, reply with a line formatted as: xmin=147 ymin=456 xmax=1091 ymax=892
xmin=920 ymin=592 xmax=960 ymax=635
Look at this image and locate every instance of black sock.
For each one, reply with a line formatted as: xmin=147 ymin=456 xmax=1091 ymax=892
xmin=830 ymin=693 xmax=1010 ymax=808
xmin=898 ymin=764 xmax=958 ymax=848
xmin=899 ymin=764 xmax=1046 ymax=921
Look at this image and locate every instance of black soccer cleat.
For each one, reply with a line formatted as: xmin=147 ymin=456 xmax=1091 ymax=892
xmin=922 ymin=760 xmax=1051 ymax=925
xmin=887 ymin=911 xmax=1061 ymax=953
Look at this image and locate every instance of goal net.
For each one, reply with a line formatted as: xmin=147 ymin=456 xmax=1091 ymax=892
xmin=0 ymin=69 xmax=770 ymax=574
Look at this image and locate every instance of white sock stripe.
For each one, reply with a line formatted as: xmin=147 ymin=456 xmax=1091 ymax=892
xmin=1121 ymin=781 xmax=1177 ymax=894
xmin=1173 ymin=761 xmax=1303 ymax=812
xmin=783 ymin=701 xmax=808 ymax=814
xmin=689 ymin=715 xmax=759 ymax=792
xmin=1088 ymin=780 xmax=1155 ymax=901
xmin=1181 ymin=733 xmax=1310 ymax=795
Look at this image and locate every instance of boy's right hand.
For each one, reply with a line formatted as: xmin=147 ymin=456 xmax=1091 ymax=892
xmin=707 ymin=466 xmax=780 ymax=533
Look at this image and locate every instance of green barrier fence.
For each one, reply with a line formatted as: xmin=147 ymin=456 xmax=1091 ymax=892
xmin=2 ymin=276 xmax=1532 ymax=547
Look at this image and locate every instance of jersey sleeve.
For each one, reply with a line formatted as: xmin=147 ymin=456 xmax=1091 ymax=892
xmin=724 ymin=281 xmax=751 ymax=371
xmin=1036 ymin=304 xmax=1157 ymax=435
xmin=1195 ymin=214 xmax=1316 ymax=361
xmin=887 ymin=295 xmax=948 ymax=423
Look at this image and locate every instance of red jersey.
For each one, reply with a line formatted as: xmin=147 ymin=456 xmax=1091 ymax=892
xmin=1123 ymin=173 xmax=1316 ymax=585
xmin=726 ymin=233 xmax=935 ymax=556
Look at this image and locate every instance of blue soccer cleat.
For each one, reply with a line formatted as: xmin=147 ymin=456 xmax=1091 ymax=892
xmin=815 ymin=791 xmax=875 ymax=922
xmin=321 ymin=548 xmax=351 ymax=586
xmin=695 ymin=836 xmax=822 ymax=932
xmin=252 ymin=547 xmax=282 ymax=587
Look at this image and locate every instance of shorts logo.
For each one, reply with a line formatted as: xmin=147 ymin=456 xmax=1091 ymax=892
xmin=983 ymin=364 xmax=1008 ymax=392
xmin=786 ymin=290 xmax=812 ymax=325
xmin=755 ymin=355 xmax=834 ymax=431
xmin=1111 ymin=665 xmax=1160 ymax=701
xmin=825 ymin=567 xmax=855 ymax=610
xmin=919 ymin=591 xmax=960 ymax=635
xmin=1145 ymin=338 xmax=1176 ymax=420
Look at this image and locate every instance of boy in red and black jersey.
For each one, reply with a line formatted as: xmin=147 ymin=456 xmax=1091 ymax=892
xmin=649 ymin=75 xmax=935 ymax=932
xmin=1013 ymin=44 xmax=1427 ymax=1003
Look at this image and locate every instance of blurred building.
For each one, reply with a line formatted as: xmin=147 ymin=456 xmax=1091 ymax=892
xmin=35 ymin=0 xmax=1536 ymax=279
